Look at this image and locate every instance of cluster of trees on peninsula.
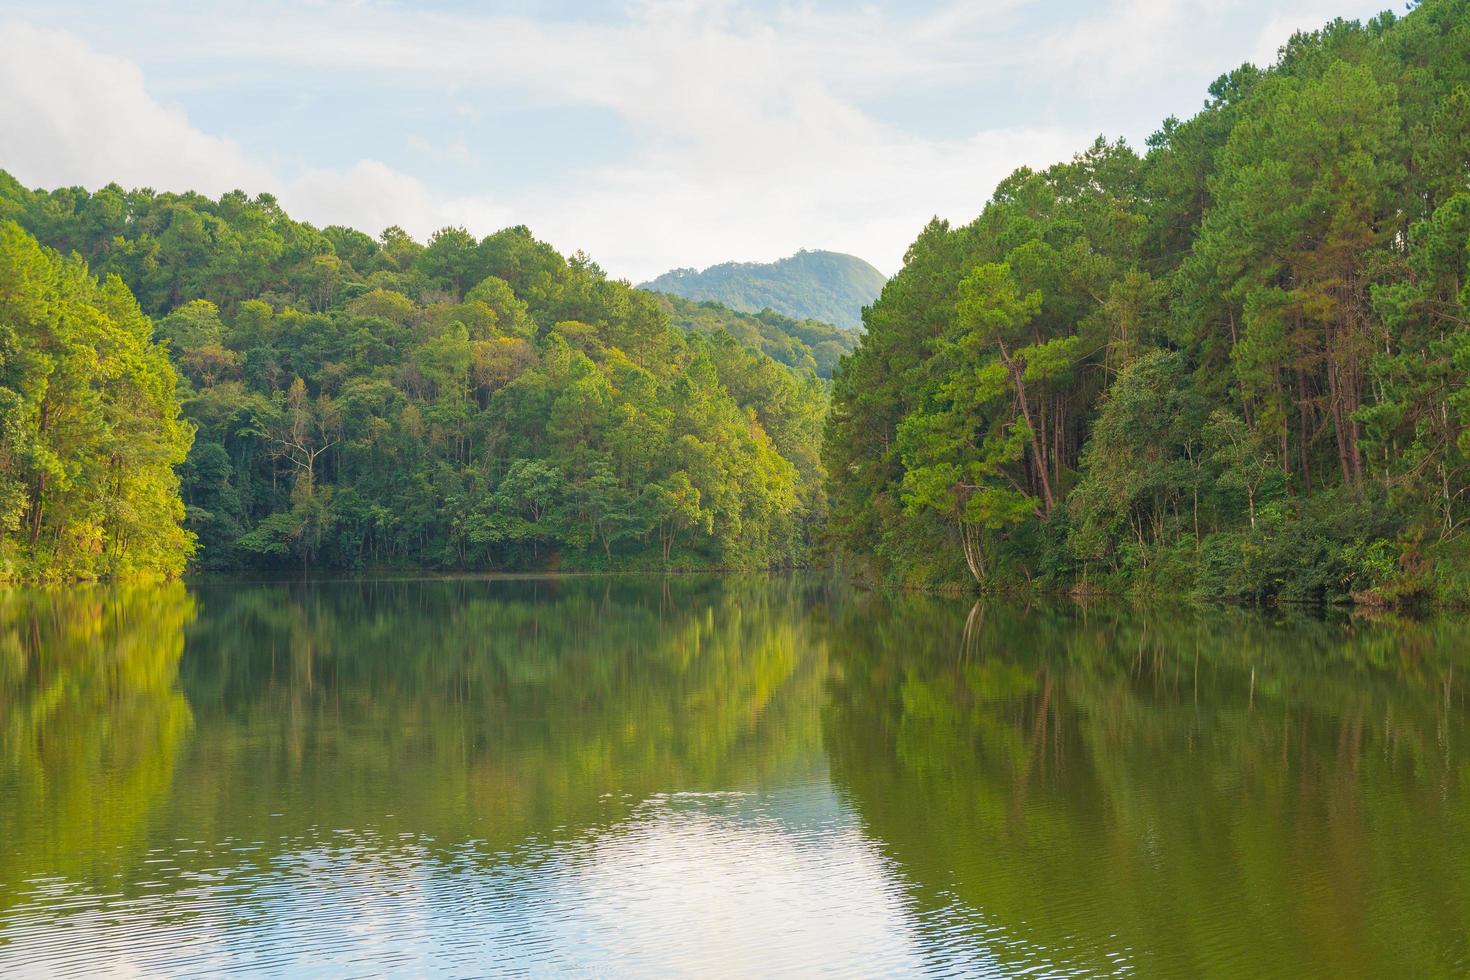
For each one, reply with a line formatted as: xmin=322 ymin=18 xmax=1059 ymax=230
xmin=826 ymin=0 xmax=1470 ymax=605
xmin=0 ymin=179 xmax=831 ymax=578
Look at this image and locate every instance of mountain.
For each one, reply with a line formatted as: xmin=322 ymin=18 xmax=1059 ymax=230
xmin=653 ymin=293 xmax=860 ymax=379
xmin=640 ymin=250 xmax=885 ymax=329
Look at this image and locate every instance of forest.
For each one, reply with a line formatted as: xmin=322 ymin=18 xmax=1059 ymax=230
xmin=653 ymin=292 xmax=860 ymax=379
xmin=825 ymin=0 xmax=1470 ymax=605
xmin=640 ymin=249 xmax=886 ymax=329
xmin=0 ymin=183 xmax=832 ymax=579
xmin=2 ymin=0 xmax=1468 ymax=604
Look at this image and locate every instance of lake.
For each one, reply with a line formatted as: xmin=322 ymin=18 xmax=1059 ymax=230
xmin=2 ymin=577 xmax=1467 ymax=977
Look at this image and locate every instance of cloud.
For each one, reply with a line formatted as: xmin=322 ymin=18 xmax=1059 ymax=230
xmin=0 ymin=21 xmax=504 ymax=245
xmin=285 ymin=161 xmax=453 ymax=241
xmin=528 ymin=125 xmax=1083 ymax=281
xmin=0 ymin=11 xmax=1087 ymax=277
xmin=1040 ymin=0 xmax=1196 ymax=94
xmin=0 ymin=1 xmax=1397 ymax=280
xmin=0 ymin=21 xmax=268 ymax=194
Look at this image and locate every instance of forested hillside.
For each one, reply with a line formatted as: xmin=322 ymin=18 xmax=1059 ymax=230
xmin=652 ymin=293 xmax=859 ymax=378
xmin=5 ymin=0 xmax=1466 ymax=600
xmin=825 ymin=0 xmax=1470 ymax=605
xmin=0 ymin=223 xmax=193 ymax=581
xmin=641 ymin=250 xmax=885 ymax=328
xmin=0 ymin=176 xmax=829 ymax=576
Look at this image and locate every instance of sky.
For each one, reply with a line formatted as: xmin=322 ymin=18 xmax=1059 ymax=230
xmin=0 ymin=0 xmax=1398 ymax=281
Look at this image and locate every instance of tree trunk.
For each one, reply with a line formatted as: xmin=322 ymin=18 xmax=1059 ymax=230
xmin=1326 ymin=351 xmax=1354 ymax=487
xmin=995 ymin=336 xmax=1056 ymax=514
xmin=1296 ymin=370 xmax=1312 ymax=495
xmin=27 ymin=472 xmax=46 ymax=549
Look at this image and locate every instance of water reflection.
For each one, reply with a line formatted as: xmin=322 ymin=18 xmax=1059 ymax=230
xmin=824 ymin=596 xmax=1470 ymax=977
xmin=0 ymin=585 xmax=195 ymax=904
xmin=176 ymin=577 xmax=830 ymax=847
xmin=1 ymin=580 xmax=1468 ymax=976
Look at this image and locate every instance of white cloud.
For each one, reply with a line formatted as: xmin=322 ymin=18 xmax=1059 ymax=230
xmin=0 ymin=22 xmax=267 ymax=194
xmin=285 ymin=161 xmax=447 ymax=241
xmin=1041 ymin=0 xmax=1195 ymax=93
xmin=0 ymin=21 xmax=506 ymax=246
xmin=0 ymin=11 xmax=1086 ymax=277
xmin=528 ymin=124 xmax=1083 ymax=280
xmin=0 ymin=1 xmax=1399 ymax=280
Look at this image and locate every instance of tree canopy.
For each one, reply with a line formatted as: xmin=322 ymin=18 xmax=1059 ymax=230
xmin=4 ymin=0 xmax=1467 ymax=602
xmin=0 ymin=222 xmax=192 ymax=581
xmin=825 ymin=0 xmax=1470 ymax=605
xmin=651 ymin=292 xmax=859 ymax=379
xmin=0 ymin=182 xmax=831 ymax=576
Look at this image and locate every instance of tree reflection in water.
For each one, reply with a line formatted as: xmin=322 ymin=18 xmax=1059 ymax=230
xmin=2 ymin=580 xmax=1467 ymax=975
xmin=823 ymin=594 xmax=1470 ymax=976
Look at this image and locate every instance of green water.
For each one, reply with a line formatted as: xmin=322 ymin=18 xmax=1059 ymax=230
xmin=2 ymin=577 xmax=1467 ymax=977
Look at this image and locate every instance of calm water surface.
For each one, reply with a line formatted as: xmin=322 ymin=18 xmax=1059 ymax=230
xmin=2 ymin=577 xmax=1468 ymax=977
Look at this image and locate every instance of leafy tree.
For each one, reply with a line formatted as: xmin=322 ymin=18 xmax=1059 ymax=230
xmin=1068 ymin=351 xmax=1205 ymax=572
xmin=825 ymin=0 xmax=1470 ymax=604
xmin=0 ymin=222 xmax=193 ymax=580
xmin=1204 ymin=409 xmax=1280 ymax=531
xmin=0 ymin=181 xmax=830 ymax=576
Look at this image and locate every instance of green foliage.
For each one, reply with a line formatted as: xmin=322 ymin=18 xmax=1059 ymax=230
xmin=0 ymin=183 xmax=831 ymax=575
xmin=1195 ymin=487 xmax=1401 ymax=603
xmin=5 ymin=0 xmax=1468 ymax=599
xmin=825 ymin=0 xmax=1470 ymax=606
xmin=1068 ymin=351 xmax=1206 ymax=575
xmin=651 ymin=292 xmax=859 ymax=378
xmin=640 ymin=249 xmax=886 ymax=329
xmin=0 ymin=222 xmax=193 ymax=581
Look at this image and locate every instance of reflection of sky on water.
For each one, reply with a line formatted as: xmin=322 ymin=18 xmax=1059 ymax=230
xmin=0 ymin=784 xmax=1030 ymax=977
xmin=10 ymin=583 xmax=1464 ymax=976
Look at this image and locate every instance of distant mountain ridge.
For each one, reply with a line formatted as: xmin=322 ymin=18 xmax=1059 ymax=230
xmin=639 ymin=249 xmax=885 ymax=329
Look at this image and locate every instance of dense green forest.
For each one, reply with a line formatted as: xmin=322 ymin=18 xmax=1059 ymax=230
xmin=826 ymin=0 xmax=1470 ymax=605
xmin=4 ymin=0 xmax=1468 ymax=603
xmin=0 ymin=181 xmax=830 ymax=579
xmin=0 ymin=577 xmax=827 ymax=896
xmin=0 ymin=223 xmax=193 ymax=581
xmin=652 ymin=292 xmax=860 ymax=378
xmin=640 ymin=250 xmax=885 ymax=329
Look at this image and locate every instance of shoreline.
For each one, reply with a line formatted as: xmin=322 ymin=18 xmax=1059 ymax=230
xmin=8 ymin=565 xmax=1464 ymax=615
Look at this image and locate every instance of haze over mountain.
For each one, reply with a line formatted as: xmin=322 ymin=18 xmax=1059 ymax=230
xmin=640 ymin=251 xmax=885 ymax=330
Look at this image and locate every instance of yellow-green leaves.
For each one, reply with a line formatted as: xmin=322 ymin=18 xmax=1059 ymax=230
xmin=0 ymin=222 xmax=194 ymax=581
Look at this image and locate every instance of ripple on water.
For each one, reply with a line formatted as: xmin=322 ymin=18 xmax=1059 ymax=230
xmin=0 ymin=787 xmax=982 ymax=977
